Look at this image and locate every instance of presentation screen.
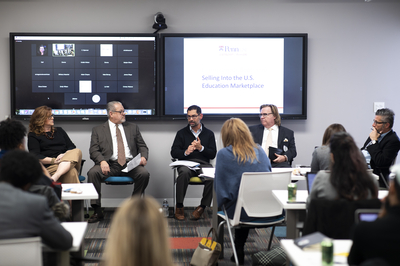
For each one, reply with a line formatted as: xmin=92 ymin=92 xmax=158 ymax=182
xmin=10 ymin=33 xmax=158 ymax=121
xmin=161 ymin=33 xmax=307 ymax=119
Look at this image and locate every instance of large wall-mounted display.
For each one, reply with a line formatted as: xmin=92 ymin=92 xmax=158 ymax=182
xmin=10 ymin=33 xmax=158 ymax=120
xmin=161 ymin=33 xmax=307 ymax=120
xmin=10 ymin=33 xmax=307 ymax=121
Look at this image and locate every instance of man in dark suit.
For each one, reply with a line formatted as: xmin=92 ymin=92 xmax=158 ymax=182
xmin=87 ymin=101 xmax=150 ymax=223
xmin=0 ymin=150 xmax=72 ymax=250
xmin=249 ymin=104 xmax=297 ymax=167
xmin=171 ymin=105 xmax=217 ymax=221
xmin=361 ymin=108 xmax=400 ymax=188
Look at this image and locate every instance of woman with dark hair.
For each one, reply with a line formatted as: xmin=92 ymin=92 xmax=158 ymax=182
xmin=307 ymin=132 xmax=378 ymax=205
xmin=28 ymin=106 xmax=82 ymax=183
xmin=215 ymin=118 xmax=272 ymax=265
xmin=348 ymin=164 xmax=400 ymax=266
xmin=310 ymin=123 xmax=346 ymax=172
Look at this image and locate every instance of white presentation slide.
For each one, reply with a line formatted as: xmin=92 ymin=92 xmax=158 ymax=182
xmin=183 ymin=38 xmax=284 ymax=114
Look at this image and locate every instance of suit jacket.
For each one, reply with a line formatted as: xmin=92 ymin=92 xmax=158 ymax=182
xmin=249 ymin=124 xmax=297 ymax=164
xmin=0 ymin=183 xmax=72 ymax=250
xmin=361 ymin=130 xmax=400 ymax=179
xmin=89 ymin=121 xmax=149 ymax=165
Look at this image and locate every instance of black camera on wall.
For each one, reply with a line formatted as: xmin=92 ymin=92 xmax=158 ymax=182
xmin=152 ymin=12 xmax=167 ymax=33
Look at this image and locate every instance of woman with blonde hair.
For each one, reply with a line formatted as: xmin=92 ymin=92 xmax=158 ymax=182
xmin=28 ymin=106 xmax=81 ymax=183
xmin=215 ymin=118 xmax=273 ymax=265
xmin=103 ymin=196 xmax=174 ymax=266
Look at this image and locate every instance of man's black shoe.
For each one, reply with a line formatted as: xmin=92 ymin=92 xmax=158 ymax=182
xmin=88 ymin=213 xmax=104 ymax=223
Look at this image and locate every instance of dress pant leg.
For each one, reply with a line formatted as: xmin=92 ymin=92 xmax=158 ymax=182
xmin=87 ymin=165 xmax=105 ymax=207
xmin=201 ymin=179 xmax=213 ymax=207
xmin=126 ymin=165 xmax=150 ymax=196
xmin=175 ymin=166 xmax=195 ymax=205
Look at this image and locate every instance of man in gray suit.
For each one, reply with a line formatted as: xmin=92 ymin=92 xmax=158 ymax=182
xmin=87 ymin=101 xmax=150 ymax=223
xmin=0 ymin=150 xmax=72 ymax=250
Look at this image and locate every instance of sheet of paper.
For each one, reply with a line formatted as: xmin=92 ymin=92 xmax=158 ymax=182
xmin=121 ymin=153 xmax=141 ymax=173
xmin=199 ymin=168 xmax=215 ymax=179
xmin=169 ymin=160 xmax=200 ymax=168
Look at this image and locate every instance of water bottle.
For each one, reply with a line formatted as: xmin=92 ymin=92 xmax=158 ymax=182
xmin=162 ymin=199 xmax=169 ymax=218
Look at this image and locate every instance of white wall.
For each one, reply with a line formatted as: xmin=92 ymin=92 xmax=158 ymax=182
xmin=1 ymin=0 xmax=400 ymax=205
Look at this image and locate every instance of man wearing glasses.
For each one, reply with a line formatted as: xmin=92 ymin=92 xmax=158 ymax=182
xmin=171 ymin=105 xmax=217 ymax=221
xmin=87 ymin=101 xmax=150 ymax=223
xmin=249 ymin=104 xmax=297 ymax=167
xmin=361 ymin=108 xmax=400 ymax=187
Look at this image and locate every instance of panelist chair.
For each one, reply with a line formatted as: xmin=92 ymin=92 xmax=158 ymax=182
xmin=0 ymin=237 xmax=42 ymax=266
xmin=217 ymin=171 xmax=292 ymax=265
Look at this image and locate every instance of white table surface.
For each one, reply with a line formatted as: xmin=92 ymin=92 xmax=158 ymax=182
xmin=61 ymin=222 xmax=88 ymax=252
xmin=61 ymin=183 xmax=98 ymax=200
xmin=272 ymin=190 xmax=388 ymax=209
xmin=271 ymin=167 xmax=311 ymax=181
xmin=281 ymin=239 xmax=353 ymax=266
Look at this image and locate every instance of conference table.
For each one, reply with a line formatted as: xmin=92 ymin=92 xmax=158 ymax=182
xmin=61 ymin=183 xmax=98 ymax=221
xmin=43 ymin=222 xmax=88 ymax=266
xmin=272 ymin=190 xmax=389 ymax=239
xmin=281 ymin=239 xmax=353 ymax=266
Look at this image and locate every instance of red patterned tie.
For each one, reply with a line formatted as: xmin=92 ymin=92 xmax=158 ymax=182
xmin=116 ymin=125 xmax=126 ymax=166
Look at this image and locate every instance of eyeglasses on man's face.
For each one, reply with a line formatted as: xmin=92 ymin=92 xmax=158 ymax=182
xmin=259 ymin=113 xmax=273 ymax=118
xmin=113 ymin=110 xmax=127 ymax=115
xmin=187 ymin=115 xmax=199 ymax=119
xmin=373 ymin=120 xmax=386 ymax=125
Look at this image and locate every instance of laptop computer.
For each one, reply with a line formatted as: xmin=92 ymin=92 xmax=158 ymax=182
xmin=305 ymin=172 xmax=318 ymax=194
xmin=354 ymin=209 xmax=380 ymax=223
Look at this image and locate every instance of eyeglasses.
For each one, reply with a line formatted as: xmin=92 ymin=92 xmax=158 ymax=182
xmin=259 ymin=113 xmax=273 ymax=118
xmin=373 ymin=120 xmax=386 ymax=125
xmin=187 ymin=115 xmax=199 ymax=119
xmin=47 ymin=115 xmax=54 ymax=120
xmin=113 ymin=110 xmax=127 ymax=115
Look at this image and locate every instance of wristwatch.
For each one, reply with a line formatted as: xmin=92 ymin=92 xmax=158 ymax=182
xmin=371 ymin=140 xmax=376 ymax=145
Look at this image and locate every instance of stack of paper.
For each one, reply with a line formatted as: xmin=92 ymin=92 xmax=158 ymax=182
xmin=169 ymin=160 xmax=200 ymax=171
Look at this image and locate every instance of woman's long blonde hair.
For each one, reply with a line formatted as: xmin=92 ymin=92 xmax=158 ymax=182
xmin=29 ymin=106 xmax=54 ymax=135
xmin=103 ymin=196 xmax=174 ymax=266
xmin=221 ymin=118 xmax=259 ymax=164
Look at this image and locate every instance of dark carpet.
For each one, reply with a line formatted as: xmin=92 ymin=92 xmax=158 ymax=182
xmin=82 ymin=207 xmax=286 ymax=266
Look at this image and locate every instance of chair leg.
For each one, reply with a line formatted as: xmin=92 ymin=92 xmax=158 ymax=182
xmin=173 ymin=168 xmax=176 ymax=215
xmin=268 ymin=226 xmax=276 ymax=250
xmin=217 ymin=215 xmax=225 ymax=258
xmin=223 ymin=207 xmax=239 ymax=266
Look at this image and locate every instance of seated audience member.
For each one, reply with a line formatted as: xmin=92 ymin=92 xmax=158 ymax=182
xmin=361 ymin=108 xmax=400 ymax=188
xmin=348 ymin=164 xmax=400 ymax=266
xmin=310 ymin=123 xmax=346 ymax=172
xmin=249 ymin=104 xmax=297 ymax=167
xmin=0 ymin=118 xmax=66 ymax=219
xmin=0 ymin=150 xmax=72 ymax=250
xmin=103 ymin=196 xmax=174 ymax=266
xmin=215 ymin=118 xmax=272 ymax=265
xmin=28 ymin=105 xmax=82 ymax=183
xmin=307 ymin=132 xmax=378 ymax=207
